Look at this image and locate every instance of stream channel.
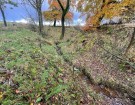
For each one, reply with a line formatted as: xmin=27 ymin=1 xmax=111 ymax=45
xmin=55 ymin=42 xmax=135 ymax=105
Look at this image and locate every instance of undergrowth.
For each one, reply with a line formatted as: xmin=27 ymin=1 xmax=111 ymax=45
xmin=0 ymin=28 xmax=89 ymax=105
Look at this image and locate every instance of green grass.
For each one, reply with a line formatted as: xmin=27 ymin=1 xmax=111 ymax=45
xmin=0 ymin=27 xmax=98 ymax=105
xmin=0 ymin=28 xmax=71 ymax=104
xmin=1 ymin=25 xmax=134 ymax=105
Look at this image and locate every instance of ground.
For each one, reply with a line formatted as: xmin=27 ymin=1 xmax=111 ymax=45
xmin=0 ymin=24 xmax=135 ymax=105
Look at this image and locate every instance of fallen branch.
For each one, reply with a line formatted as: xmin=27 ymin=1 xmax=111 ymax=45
xmin=97 ymin=43 xmax=135 ymax=70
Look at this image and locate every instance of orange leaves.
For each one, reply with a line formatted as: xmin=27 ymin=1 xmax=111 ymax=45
xmin=65 ymin=12 xmax=73 ymax=20
xmin=48 ymin=0 xmax=72 ymax=10
xmin=78 ymin=0 xmax=135 ymax=31
xmin=43 ymin=0 xmax=73 ymax=21
xmin=49 ymin=0 xmax=65 ymax=10
xmin=15 ymin=89 xmax=21 ymax=94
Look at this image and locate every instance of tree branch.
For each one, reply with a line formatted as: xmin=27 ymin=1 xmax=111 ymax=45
xmin=64 ymin=0 xmax=70 ymax=15
xmin=56 ymin=0 xmax=64 ymax=11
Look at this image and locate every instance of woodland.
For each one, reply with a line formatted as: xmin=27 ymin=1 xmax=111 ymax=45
xmin=0 ymin=0 xmax=135 ymax=105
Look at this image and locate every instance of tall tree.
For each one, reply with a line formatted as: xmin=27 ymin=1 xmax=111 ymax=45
xmin=43 ymin=9 xmax=73 ymax=27
xmin=48 ymin=0 xmax=72 ymax=39
xmin=57 ymin=0 xmax=70 ymax=39
xmin=77 ymin=0 xmax=135 ymax=30
xmin=0 ymin=0 xmax=17 ymax=27
xmin=22 ymin=0 xmax=44 ymax=35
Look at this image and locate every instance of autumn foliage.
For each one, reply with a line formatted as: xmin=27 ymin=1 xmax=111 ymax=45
xmin=43 ymin=10 xmax=73 ymax=21
xmin=77 ymin=0 xmax=135 ymax=31
xmin=43 ymin=0 xmax=73 ymax=25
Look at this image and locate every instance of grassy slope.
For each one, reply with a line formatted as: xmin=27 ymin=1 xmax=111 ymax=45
xmin=0 ymin=25 xmax=135 ymax=104
xmin=0 ymin=28 xmax=67 ymax=104
xmin=0 ymin=27 xmax=105 ymax=105
xmin=45 ymin=26 xmax=135 ymax=99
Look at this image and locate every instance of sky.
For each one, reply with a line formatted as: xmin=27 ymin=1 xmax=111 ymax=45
xmin=0 ymin=0 xmax=119 ymax=26
xmin=0 ymin=0 xmax=82 ymax=25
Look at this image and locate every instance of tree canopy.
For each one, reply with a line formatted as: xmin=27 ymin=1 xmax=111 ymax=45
xmin=46 ymin=0 xmax=75 ymax=39
xmin=43 ymin=0 xmax=73 ymax=26
xmin=77 ymin=0 xmax=135 ymax=30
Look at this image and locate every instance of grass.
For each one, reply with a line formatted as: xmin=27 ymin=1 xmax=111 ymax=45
xmin=0 ymin=28 xmax=70 ymax=104
xmin=0 ymin=27 xmax=100 ymax=105
xmin=0 ymin=25 xmax=135 ymax=105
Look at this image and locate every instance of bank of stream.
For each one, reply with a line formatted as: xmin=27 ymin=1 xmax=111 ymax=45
xmin=55 ymin=42 xmax=135 ymax=105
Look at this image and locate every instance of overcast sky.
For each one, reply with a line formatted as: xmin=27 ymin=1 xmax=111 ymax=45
xmin=0 ymin=0 xmax=82 ymax=25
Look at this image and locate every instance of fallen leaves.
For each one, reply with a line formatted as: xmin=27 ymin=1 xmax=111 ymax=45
xmin=0 ymin=92 xmax=4 ymax=100
xmin=15 ymin=90 xmax=21 ymax=94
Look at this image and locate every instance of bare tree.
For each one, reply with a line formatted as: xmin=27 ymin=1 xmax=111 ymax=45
xmin=22 ymin=0 xmax=44 ymax=35
xmin=0 ymin=0 xmax=17 ymax=27
xmin=0 ymin=4 xmax=7 ymax=27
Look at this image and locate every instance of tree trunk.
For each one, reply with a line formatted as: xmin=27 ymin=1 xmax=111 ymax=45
xmin=96 ymin=14 xmax=105 ymax=28
xmin=37 ymin=6 xmax=43 ymax=35
xmin=56 ymin=0 xmax=70 ymax=39
xmin=60 ymin=15 xmax=65 ymax=40
xmin=0 ymin=6 xmax=7 ymax=27
xmin=125 ymin=28 xmax=135 ymax=55
xmin=53 ymin=18 xmax=56 ymax=27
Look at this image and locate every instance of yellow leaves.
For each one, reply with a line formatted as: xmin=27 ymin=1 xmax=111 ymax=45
xmin=43 ymin=10 xmax=61 ymax=20
xmin=30 ymin=103 xmax=34 ymax=105
xmin=84 ymin=4 xmax=91 ymax=12
xmin=79 ymin=0 xmax=135 ymax=30
xmin=43 ymin=0 xmax=74 ymax=21
xmin=122 ymin=0 xmax=135 ymax=6
xmin=103 ymin=4 xmax=122 ymax=18
xmin=43 ymin=10 xmax=73 ymax=21
xmin=0 ymin=92 xmax=4 ymax=100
